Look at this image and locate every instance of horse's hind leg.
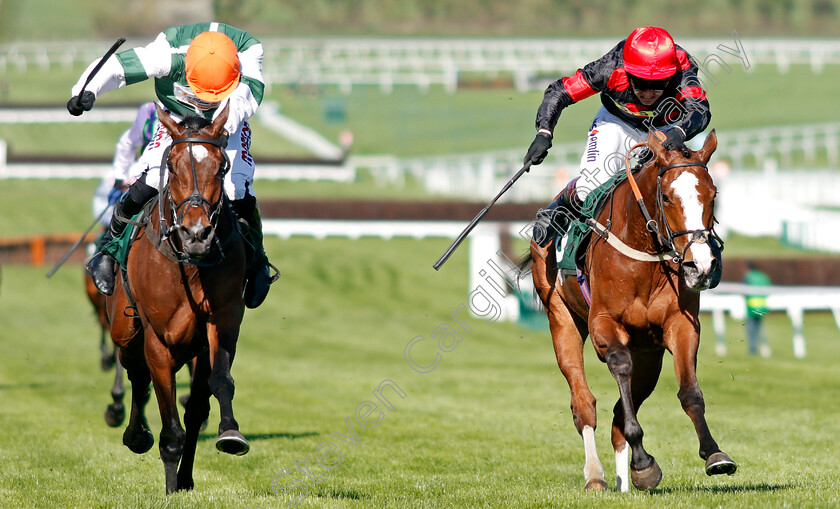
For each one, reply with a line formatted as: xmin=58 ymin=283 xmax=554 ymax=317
xmin=531 ymin=242 xmax=605 ymax=491
xmin=209 ymin=324 xmax=249 ymax=455
xmin=610 ymin=350 xmax=664 ymax=492
xmin=177 ymin=354 xmax=212 ymax=491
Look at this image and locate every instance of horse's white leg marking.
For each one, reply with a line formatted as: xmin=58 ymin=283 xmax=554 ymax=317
xmin=582 ymin=425 xmax=605 ymax=485
xmin=671 ymin=172 xmax=714 ymax=272
xmin=189 ymin=145 xmax=210 ymax=162
xmin=615 ymin=442 xmax=630 ymax=493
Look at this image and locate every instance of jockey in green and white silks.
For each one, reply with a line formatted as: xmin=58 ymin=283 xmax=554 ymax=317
xmin=72 ymin=22 xmax=264 ymax=201
xmin=70 ymin=22 xmax=275 ymax=309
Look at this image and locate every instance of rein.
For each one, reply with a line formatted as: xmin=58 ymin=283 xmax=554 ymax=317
xmin=156 ymin=134 xmax=232 ymax=265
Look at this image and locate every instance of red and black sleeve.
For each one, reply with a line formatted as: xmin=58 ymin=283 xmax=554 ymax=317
xmin=535 ymin=42 xmax=624 ymax=132
xmin=668 ymin=47 xmax=711 ymax=140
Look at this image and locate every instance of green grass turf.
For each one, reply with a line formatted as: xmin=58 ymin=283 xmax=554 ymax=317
xmin=1 ymin=235 xmax=840 ymax=508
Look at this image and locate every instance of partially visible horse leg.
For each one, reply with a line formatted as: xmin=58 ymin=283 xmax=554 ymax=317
xmin=104 ymin=356 xmax=125 ymax=427
xmin=592 ymin=318 xmax=661 ymax=491
xmin=145 ymin=329 xmax=186 ymax=494
xmin=86 ymin=271 xmax=114 ymax=371
xmin=531 ymin=242 xmax=605 ymax=491
xmin=610 ymin=349 xmax=665 ymax=492
xmin=208 ymin=322 xmax=249 ymax=455
xmin=669 ymin=331 xmax=737 ymax=476
xmin=177 ymin=353 xmax=212 ymax=491
xmin=99 ymin=325 xmax=116 ymax=370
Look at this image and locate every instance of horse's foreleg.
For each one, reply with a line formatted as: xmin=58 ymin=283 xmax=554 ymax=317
xmin=610 ymin=350 xmax=664 ymax=492
xmin=145 ymin=332 xmax=185 ymax=494
xmin=531 ymin=243 xmax=605 ymax=491
xmin=208 ymin=322 xmax=249 ymax=456
xmin=670 ymin=339 xmax=738 ymax=477
xmin=592 ymin=315 xmax=660 ymax=491
xmin=177 ymin=353 xmax=212 ymax=492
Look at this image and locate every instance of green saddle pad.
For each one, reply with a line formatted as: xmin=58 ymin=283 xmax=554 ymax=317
xmin=100 ymin=211 xmax=144 ymax=267
xmin=557 ymin=172 xmax=626 ymax=271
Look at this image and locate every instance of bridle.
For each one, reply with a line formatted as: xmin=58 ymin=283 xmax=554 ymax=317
xmin=623 ymin=141 xmax=722 ymax=265
xmin=156 ymin=134 xmax=232 ymax=263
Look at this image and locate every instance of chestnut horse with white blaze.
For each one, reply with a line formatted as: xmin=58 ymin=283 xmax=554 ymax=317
xmin=524 ymin=130 xmax=736 ymax=492
xmin=106 ymin=105 xmax=249 ymax=493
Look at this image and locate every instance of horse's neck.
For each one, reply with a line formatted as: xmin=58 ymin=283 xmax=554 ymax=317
xmin=610 ymin=168 xmax=661 ymax=252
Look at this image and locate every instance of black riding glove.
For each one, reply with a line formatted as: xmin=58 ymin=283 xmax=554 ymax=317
xmin=524 ymin=132 xmax=552 ymax=166
xmin=67 ymin=91 xmax=96 ymax=116
xmin=659 ymin=126 xmax=686 ymax=151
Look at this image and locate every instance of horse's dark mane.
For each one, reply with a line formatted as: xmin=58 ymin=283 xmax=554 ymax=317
xmin=180 ymin=114 xmax=212 ymax=133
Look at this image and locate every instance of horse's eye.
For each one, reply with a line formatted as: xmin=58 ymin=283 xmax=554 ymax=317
xmin=661 ymin=193 xmax=670 ymax=203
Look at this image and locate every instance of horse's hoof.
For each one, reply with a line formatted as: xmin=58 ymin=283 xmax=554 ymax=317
xmin=705 ymin=452 xmax=738 ymax=476
xmin=216 ymin=429 xmax=250 ymax=456
xmin=123 ymin=428 xmax=154 ymax=454
xmin=584 ymin=479 xmax=609 ymax=492
xmin=176 ymin=476 xmax=195 ymax=492
xmin=631 ymin=460 xmax=663 ymax=491
xmin=104 ymin=403 xmax=125 ymax=427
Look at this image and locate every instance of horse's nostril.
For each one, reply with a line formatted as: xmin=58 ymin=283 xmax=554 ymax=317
xmin=178 ymin=225 xmax=193 ymax=241
xmin=198 ymin=226 xmax=213 ymax=243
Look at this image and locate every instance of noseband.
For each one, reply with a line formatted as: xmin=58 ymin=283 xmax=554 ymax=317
xmin=157 ymin=135 xmax=231 ymax=263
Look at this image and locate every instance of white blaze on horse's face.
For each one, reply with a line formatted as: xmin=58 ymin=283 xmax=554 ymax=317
xmin=671 ymin=172 xmax=714 ymax=273
xmin=189 ymin=145 xmax=210 ymax=162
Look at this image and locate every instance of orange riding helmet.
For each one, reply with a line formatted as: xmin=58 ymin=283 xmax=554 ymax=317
xmin=622 ymin=26 xmax=679 ymax=81
xmin=185 ymin=31 xmax=241 ymax=102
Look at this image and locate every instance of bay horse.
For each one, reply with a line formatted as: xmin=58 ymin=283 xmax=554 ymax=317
xmin=524 ymin=130 xmax=736 ymax=492
xmin=106 ymin=104 xmax=249 ymax=493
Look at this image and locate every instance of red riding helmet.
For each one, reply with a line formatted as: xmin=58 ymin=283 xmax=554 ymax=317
xmin=622 ymin=26 xmax=678 ymax=80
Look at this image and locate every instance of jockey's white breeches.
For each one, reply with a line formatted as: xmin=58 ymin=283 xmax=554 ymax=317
xmin=574 ymin=107 xmax=649 ymax=201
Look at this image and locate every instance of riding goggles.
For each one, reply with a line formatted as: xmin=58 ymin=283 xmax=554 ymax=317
xmin=628 ymin=75 xmax=670 ymax=92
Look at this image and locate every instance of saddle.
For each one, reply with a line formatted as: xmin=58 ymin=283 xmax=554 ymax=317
xmin=556 ymin=172 xmax=627 ymax=274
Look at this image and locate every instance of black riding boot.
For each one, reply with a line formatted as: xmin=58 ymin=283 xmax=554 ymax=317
xmin=86 ymin=179 xmax=157 ymax=295
xmin=231 ymin=194 xmax=277 ymax=309
xmin=533 ymin=177 xmax=583 ymax=247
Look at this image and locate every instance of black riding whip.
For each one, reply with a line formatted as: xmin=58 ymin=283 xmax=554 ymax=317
xmin=76 ymin=37 xmax=126 ymax=97
xmin=45 ymin=204 xmax=113 ymax=279
xmin=433 ymin=161 xmax=532 ymax=271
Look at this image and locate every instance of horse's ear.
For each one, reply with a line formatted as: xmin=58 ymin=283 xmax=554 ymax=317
xmin=696 ymin=129 xmax=718 ymax=164
xmin=208 ymin=104 xmax=230 ymax=140
xmin=646 ymin=130 xmax=667 ymax=165
xmin=156 ymin=104 xmax=185 ymax=139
